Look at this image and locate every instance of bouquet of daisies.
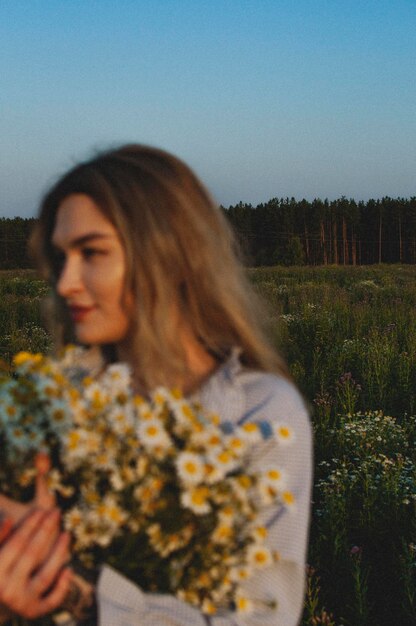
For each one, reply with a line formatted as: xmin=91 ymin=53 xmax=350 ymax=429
xmin=0 ymin=347 xmax=295 ymax=617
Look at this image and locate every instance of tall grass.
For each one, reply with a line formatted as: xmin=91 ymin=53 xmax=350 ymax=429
xmin=1 ymin=266 xmax=415 ymax=625
xmin=253 ymin=265 xmax=416 ymax=625
xmin=0 ymin=271 xmax=51 ymax=360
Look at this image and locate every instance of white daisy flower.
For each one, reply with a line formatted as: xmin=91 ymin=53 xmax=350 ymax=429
xmin=171 ymin=400 xmax=198 ymax=425
xmin=218 ymin=505 xmax=235 ymax=525
xmin=246 ymin=543 xmax=273 ymax=569
xmin=110 ymin=471 xmax=125 ymax=491
xmin=212 ymin=522 xmax=234 ymax=544
xmin=108 ymin=405 xmax=135 ymax=435
xmin=84 ymin=431 xmax=102 ymax=454
xmin=137 ymin=418 xmax=171 ymax=449
xmin=238 ymin=422 xmax=262 ymax=444
xmin=225 ymin=434 xmax=247 ymax=457
xmin=204 ymin=461 xmax=225 ymax=484
xmin=261 ymin=467 xmax=287 ymax=490
xmin=94 ymin=495 xmax=128 ymax=528
xmin=282 ymin=490 xmax=296 ymax=511
xmin=208 ymin=449 xmax=237 ymax=475
xmin=176 ymin=451 xmax=205 ymax=486
xmin=201 ymin=598 xmax=217 ymax=615
xmin=235 ymin=591 xmax=254 ymax=614
xmin=230 ymin=565 xmax=252 ymax=583
xmin=190 ymin=425 xmax=223 ymax=450
xmin=103 ymin=363 xmax=131 ymax=390
xmin=150 ymin=386 xmax=172 ymax=407
xmin=83 ymin=383 xmax=110 ymax=409
xmin=250 ymin=525 xmax=268 ymax=542
xmin=181 ymin=486 xmax=211 ymax=515
xmin=274 ymin=422 xmax=295 ymax=445
xmin=259 ymin=482 xmax=279 ymax=505
xmin=64 ymin=507 xmax=84 ymax=532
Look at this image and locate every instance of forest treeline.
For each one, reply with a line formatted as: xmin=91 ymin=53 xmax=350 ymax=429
xmin=0 ymin=217 xmax=36 ymax=268
xmin=1 ymin=196 xmax=416 ymax=268
xmin=223 ymin=195 xmax=416 ymax=266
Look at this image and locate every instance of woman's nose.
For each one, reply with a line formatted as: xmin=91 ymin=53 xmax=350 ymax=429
xmin=56 ymin=257 xmax=83 ymax=298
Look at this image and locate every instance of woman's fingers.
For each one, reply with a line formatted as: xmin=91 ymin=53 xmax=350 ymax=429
xmin=0 ymin=509 xmax=44 ymax=575
xmin=0 ymin=453 xmax=55 ymax=533
xmin=34 ymin=453 xmax=55 ymax=510
xmin=28 ymin=531 xmax=71 ymax=598
xmin=0 ymin=494 xmax=28 ymax=525
xmin=0 ymin=517 xmax=13 ymax=544
xmin=1 ymin=558 xmax=72 ymax=620
xmin=0 ymin=509 xmax=72 ymax=619
xmin=12 ymin=509 xmax=61 ymax=583
xmin=0 ymin=453 xmax=54 ymax=527
xmin=28 ymin=567 xmax=73 ymax=619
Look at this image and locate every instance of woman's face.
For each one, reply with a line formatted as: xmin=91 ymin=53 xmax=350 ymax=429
xmin=52 ymin=194 xmax=132 ymax=347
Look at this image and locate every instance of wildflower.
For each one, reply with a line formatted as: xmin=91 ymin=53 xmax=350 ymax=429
xmin=65 ymin=507 xmax=84 ymax=531
xmin=235 ymin=591 xmax=254 ymax=613
xmin=226 ymin=434 xmax=247 ymax=457
xmin=274 ymin=423 xmax=295 ymax=445
xmin=282 ymin=490 xmax=296 ymax=510
xmin=201 ymin=598 xmax=217 ymax=615
xmin=176 ymin=451 xmax=205 ymax=486
xmin=251 ymin=526 xmax=268 ymax=542
xmin=13 ymin=352 xmax=43 ymax=367
xmin=212 ymin=523 xmax=234 ymax=544
xmin=230 ymin=566 xmax=251 ymax=582
xmin=246 ymin=544 xmax=273 ymax=568
xmin=262 ymin=467 xmax=287 ymax=490
xmin=137 ymin=418 xmax=171 ymax=449
xmin=181 ymin=486 xmax=211 ymax=515
xmin=95 ymin=495 xmax=127 ymax=527
xmin=209 ymin=449 xmax=237 ymax=476
xmin=239 ymin=422 xmax=262 ymax=443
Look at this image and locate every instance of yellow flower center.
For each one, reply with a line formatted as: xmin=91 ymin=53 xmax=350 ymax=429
xmin=68 ymin=431 xmax=81 ymax=449
xmin=243 ymin=422 xmax=258 ymax=433
xmin=185 ymin=461 xmax=198 ymax=474
xmin=255 ymin=551 xmax=267 ymax=564
xmin=283 ymin=491 xmax=295 ymax=505
xmin=191 ymin=487 xmax=209 ymax=505
xmin=238 ymin=475 xmax=251 ymax=488
xmin=217 ymin=451 xmax=232 ymax=464
xmin=255 ymin=526 xmax=268 ymax=539
xmin=268 ymin=469 xmax=281 ymax=480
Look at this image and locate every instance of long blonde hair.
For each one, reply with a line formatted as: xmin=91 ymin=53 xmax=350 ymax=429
xmin=30 ymin=144 xmax=289 ymax=389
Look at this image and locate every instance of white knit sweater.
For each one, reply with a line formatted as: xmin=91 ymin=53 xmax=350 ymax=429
xmin=97 ymin=349 xmax=313 ymax=626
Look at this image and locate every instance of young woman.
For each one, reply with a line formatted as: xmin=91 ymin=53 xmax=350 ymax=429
xmin=1 ymin=144 xmax=312 ymax=625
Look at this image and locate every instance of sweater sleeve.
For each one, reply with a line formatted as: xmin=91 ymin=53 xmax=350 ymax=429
xmin=97 ymin=376 xmax=313 ymax=626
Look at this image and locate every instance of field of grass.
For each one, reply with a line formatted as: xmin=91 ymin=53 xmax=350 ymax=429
xmin=251 ymin=265 xmax=416 ymax=625
xmin=1 ymin=267 xmax=415 ymax=625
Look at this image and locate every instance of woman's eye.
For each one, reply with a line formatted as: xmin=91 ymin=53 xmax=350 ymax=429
xmin=82 ymin=248 xmax=104 ymax=259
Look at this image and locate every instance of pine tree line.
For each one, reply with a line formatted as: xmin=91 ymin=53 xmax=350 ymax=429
xmin=223 ymin=196 xmax=416 ymax=266
xmin=1 ymin=196 xmax=416 ymax=268
xmin=0 ymin=218 xmax=36 ymax=269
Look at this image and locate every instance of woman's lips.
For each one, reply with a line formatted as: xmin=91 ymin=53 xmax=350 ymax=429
xmin=69 ymin=306 xmax=95 ymax=322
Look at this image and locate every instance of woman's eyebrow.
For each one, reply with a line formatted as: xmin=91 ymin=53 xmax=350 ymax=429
xmin=52 ymin=233 xmax=113 ymax=249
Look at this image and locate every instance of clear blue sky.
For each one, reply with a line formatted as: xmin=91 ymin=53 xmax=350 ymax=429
xmin=1 ymin=0 xmax=415 ymax=217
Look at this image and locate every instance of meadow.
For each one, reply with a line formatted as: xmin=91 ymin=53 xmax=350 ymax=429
xmin=1 ymin=267 xmax=415 ymax=626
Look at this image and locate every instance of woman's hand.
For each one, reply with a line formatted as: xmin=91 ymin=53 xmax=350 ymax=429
xmin=0 ymin=508 xmax=72 ymax=621
xmin=0 ymin=453 xmax=55 ymax=525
